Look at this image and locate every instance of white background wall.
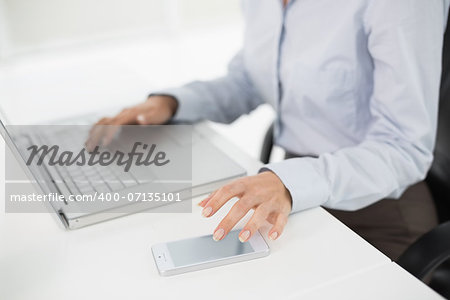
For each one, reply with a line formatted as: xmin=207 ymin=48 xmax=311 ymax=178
xmin=0 ymin=0 xmax=11 ymax=58
xmin=0 ymin=0 xmax=242 ymax=56
xmin=0 ymin=0 xmax=277 ymax=160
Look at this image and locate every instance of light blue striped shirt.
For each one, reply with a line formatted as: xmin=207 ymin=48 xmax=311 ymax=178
xmin=158 ymin=0 xmax=449 ymax=212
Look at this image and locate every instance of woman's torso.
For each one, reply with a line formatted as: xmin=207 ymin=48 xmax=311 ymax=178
xmin=242 ymin=0 xmax=373 ymax=155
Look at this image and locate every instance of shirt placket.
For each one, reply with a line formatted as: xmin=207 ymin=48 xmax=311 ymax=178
xmin=274 ymin=0 xmax=295 ymax=139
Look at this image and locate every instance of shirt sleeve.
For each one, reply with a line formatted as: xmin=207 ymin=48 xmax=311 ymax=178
xmin=152 ymin=51 xmax=264 ymax=124
xmin=262 ymin=0 xmax=449 ymax=213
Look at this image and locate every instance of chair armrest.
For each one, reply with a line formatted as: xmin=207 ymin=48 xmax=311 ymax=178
xmin=396 ymin=221 xmax=450 ymax=280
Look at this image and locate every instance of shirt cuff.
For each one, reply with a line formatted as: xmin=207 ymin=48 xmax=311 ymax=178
xmin=260 ymin=157 xmax=330 ymax=213
xmin=150 ymin=87 xmax=203 ymax=122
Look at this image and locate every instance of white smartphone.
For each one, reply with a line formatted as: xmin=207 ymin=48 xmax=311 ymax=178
xmin=151 ymin=229 xmax=270 ymax=276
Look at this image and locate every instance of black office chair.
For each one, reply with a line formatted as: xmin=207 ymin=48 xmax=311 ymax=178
xmin=259 ymin=19 xmax=450 ymax=299
xmin=396 ymin=19 xmax=450 ymax=298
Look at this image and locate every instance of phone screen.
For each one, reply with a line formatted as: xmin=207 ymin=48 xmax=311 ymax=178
xmin=166 ymin=230 xmax=255 ymax=267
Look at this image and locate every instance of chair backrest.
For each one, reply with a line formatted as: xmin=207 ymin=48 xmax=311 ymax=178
xmin=426 ymin=20 xmax=450 ymax=223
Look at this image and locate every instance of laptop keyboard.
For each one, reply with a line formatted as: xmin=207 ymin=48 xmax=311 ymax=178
xmin=54 ymin=163 xmax=139 ymax=196
xmin=40 ymin=129 xmax=140 ymax=196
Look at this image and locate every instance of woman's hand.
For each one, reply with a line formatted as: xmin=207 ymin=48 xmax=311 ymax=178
xmin=198 ymin=171 xmax=292 ymax=242
xmin=86 ymin=95 xmax=178 ymax=150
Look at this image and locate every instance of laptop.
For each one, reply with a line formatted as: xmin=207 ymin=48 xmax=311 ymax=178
xmin=0 ymin=108 xmax=246 ymax=229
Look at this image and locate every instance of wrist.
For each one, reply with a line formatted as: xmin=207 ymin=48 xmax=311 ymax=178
xmin=262 ymin=170 xmax=293 ymax=211
xmin=148 ymin=94 xmax=179 ymax=116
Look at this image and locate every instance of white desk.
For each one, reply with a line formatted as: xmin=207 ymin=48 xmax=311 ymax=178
xmin=0 ymin=123 xmax=437 ymax=300
xmin=295 ymin=263 xmax=444 ymax=300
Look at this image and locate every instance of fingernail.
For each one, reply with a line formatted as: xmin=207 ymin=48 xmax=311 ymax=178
xmin=202 ymin=206 xmax=212 ymax=217
xmin=200 ymin=194 xmax=212 ymax=205
xmin=137 ymin=115 xmax=145 ymax=123
xmin=213 ymin=228 xmax=224 ymax=241
xmin=269 ymin=232 xmax=278 ymax=240
xmin=239 ymin=230 xmax=250 ymax=243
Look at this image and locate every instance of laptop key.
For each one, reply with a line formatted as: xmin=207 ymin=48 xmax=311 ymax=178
xmin=105 ymin=181 xmax=124 ymax=191
xmin=95 ymin=184 xmax=111 ymax=194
